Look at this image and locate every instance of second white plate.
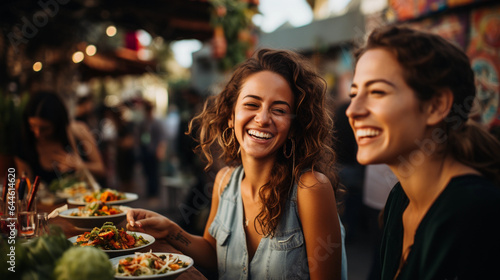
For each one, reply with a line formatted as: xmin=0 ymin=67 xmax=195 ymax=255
xmin=67 ymin=192 xmax=139 ymax=206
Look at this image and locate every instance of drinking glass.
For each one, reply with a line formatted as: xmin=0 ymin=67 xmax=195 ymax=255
xmin=17 ymin=199 xmax=36 ymax=238
xmin=0 ymin=215 xmax=18 ymax=238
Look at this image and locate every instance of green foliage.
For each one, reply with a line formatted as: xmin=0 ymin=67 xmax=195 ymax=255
xmin=209 ymin=0 xmax=258 ymax=71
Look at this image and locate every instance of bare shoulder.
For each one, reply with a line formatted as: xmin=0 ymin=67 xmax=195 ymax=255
xmin=213 ymin=166 xmax=235 ymax=197
xmin=70 ymin=120 xmax=88 ymax=130
xmin=298 ymin=170 xmax=332 ymax=191
xmin=297 ymin=170 xmax=337 ymax=205
xmin=70 ymin=121 xmax=92 ymax=138
xmin=297 ymin=170 xmax=338 ymax=217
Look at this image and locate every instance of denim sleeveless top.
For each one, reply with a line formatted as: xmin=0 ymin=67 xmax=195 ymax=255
xmin=208 ymin=166 xmax=348 ymax=280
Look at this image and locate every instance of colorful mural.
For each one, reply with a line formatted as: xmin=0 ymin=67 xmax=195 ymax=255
xmin=408 ymin=12 xmax=469 ymax=49
xmin=467 ymin=6 xmax=500 ymax=129
xmin=388 ymin=0 xmax=492 ymax=21
xmin=388 ymin=1 xmax=500 ymax=131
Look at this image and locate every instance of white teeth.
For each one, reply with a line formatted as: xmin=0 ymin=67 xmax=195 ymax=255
xmin=356 ymin=128 xmax=381 ymax=138
xmin=248 ymin=129 xmax=272 ymax=139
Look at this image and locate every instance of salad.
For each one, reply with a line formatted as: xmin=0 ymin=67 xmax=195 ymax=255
xmin=116 ymin=251 xmax=191 ymax=276
xmin=84 ymin=189 xmax=127 ymax=203
xmin=70 ymin=202 xmax=123 ymax=217
xmin=74 ymin=222 xmax=149 ymax=250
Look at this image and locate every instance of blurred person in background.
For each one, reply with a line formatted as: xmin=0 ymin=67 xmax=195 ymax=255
xmin=175 ymin=87 xmax=215 ymax=235
xmin=347 ymin=25 xmax=500 ymax=279
xmin=75 ymin=94 xmax=97 ymax=131
xmin=138 ymin=100 xmax=167 ymax=198
xmin=107 ymin=106 xmax=137 ymax=193
xmin=15 ymin=91 xmax=105 ymax=185
xmin=127 ymin=49 xmax=348 ymax=279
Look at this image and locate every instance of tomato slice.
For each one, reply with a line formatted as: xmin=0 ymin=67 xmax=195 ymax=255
xmin=110 ymin=239 xmax=122 ymax=249
xmin=98 ymin=230 xmax=114 ymax=239
xmin=76 ymin=233 xmax=90 ymax=242
xmin=125 ymin=234 xmax=136 ymax=246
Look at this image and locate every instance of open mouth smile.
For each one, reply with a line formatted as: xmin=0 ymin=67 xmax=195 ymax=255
xmin=247 ymin=129 xmax=273 ymax=140
xmin=356 ymin=128 xmax=381 ymax=140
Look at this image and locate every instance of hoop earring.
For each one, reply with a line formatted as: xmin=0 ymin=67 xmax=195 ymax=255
xmin=283 ymin=138 xmax=295 ymax=159
xmin=222 ymin=127 xmax=234 ymax=147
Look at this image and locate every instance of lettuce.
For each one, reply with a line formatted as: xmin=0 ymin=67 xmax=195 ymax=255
xmin=53 ymin=246 xmax=114 ymax=280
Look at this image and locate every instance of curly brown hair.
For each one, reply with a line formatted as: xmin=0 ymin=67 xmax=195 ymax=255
xmin=355 ymin=25 xmax=500 ymax=184
xmin=188 ymin=48 xmax=340 ymax=236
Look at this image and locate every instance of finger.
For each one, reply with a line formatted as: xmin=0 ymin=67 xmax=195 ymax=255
xmin=126 ymin=222 xmax=144 ymax=232
xmin=126 ymin=209 xmax=138 ymax=227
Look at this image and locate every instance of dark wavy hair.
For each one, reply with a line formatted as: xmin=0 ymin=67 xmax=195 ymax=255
xmin=188 ymin=48 xmax=340 ymax=236
xmin=355 ymin=25 xmax=500 ymax=184
xmin=21 ymin=91 xmax=71 ymax=162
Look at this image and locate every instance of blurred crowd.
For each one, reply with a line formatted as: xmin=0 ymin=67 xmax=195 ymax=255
xmin=75 ymin=89 xmax=207 ymax=199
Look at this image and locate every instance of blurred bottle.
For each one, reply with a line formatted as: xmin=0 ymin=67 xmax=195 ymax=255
xmin=35 ymin=212 xmax=49 ymax=237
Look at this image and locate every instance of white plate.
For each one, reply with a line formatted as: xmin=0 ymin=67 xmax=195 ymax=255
xmin=59 ymin=206 xmax=131 ymax=231
xmin=109 ymin=253 xmax=194 ymax=279
xmin=68 ymin=231 xmax=155 ymax=256
xmin=67 ymin=192 xmax=139 ymax=205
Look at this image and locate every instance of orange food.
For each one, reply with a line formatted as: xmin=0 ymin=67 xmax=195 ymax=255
xmin=73 ymin=222 xmax=148 ymax=250
xmin=83 ymin=189 xmax=126 ymax=203
xmin=98 ymin=231 xmax=114 ymax=239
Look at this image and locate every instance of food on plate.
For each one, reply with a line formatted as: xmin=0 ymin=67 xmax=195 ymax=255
xmin=116 ymin=251 xmax=191 ymax=276
xmin=70 ymin=201 xmax=123 ymax=217
xmin=84 ymin=188 xmax=127 ymax=203
xmin=60 ymin=182 xmax=89 ymax=197
xmin=73 ymin=222 xmax=149 ymax=250
xmin=49 ymin=173 xmax=90 ymax=196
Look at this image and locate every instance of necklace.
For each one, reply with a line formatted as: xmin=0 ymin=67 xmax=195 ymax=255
xmin=244 ymin=219 xmax=249 ymax=227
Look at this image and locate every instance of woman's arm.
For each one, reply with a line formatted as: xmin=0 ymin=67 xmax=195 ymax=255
xmin=159 ymin=165 xmax=229 ymax=270
xmin=126 ymin=208 xmax=217 ymax=271
xmin=127 ymin=167 xmax=232 ymax=272
xmin=297 ymin=171 xmax=342 ymax=280
xmin=69 ymin=121 xmax=106 ymax=178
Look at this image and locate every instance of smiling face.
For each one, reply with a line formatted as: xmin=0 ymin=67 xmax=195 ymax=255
xmin=231 ymin=70 xmax=295 ymax=161
xmin=346 ymin=48 xmax=430 ymax=166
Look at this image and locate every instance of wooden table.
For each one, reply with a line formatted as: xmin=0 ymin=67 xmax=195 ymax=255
xmin=38 ymin=202 xmax=208 ymax=280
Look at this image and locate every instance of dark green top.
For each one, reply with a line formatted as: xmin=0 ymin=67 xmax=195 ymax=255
xmin=381 ymin=175 xmax=500 ymax=280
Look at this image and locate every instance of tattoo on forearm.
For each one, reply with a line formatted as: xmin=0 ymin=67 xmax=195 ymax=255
xmin=168 ymin=230 xmax=191 ymax=247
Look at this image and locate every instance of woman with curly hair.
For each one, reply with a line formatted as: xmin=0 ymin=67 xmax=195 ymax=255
xmin=347 ymin=25 xmax=500 ymax=279
xmin=127 ymin=48 xmax=347 ymax=279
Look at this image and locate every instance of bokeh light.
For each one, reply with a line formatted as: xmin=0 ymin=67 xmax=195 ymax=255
xmin=33 ymin=62 xmax=42 ymax=72
xmin=106 ymin=25 xmax=117 ymax=37
xmin=86 ymin=45 xmax=97 ymax=56
xmin=72 ymin=51 xmax=84 ymax=63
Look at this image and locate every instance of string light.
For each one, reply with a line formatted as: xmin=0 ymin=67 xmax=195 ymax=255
xmin=33 ymin=62 xmax=42 ymax=72
xmin=72 ymin=51 xmax=84 ymax=63
xmin=86 ymin=45 xmax=97 ymax=56
xmin=106 ymin=25 xmax=117 ymax=37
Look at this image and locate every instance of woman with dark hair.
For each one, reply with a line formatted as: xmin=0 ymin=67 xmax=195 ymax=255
xmin=15 ymin=91 xmax=105 ymax=185
xmin=127 ymin=48 xmax=348 ymax=279
xmin=347 ymin=25 xmax=500 ymax=279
